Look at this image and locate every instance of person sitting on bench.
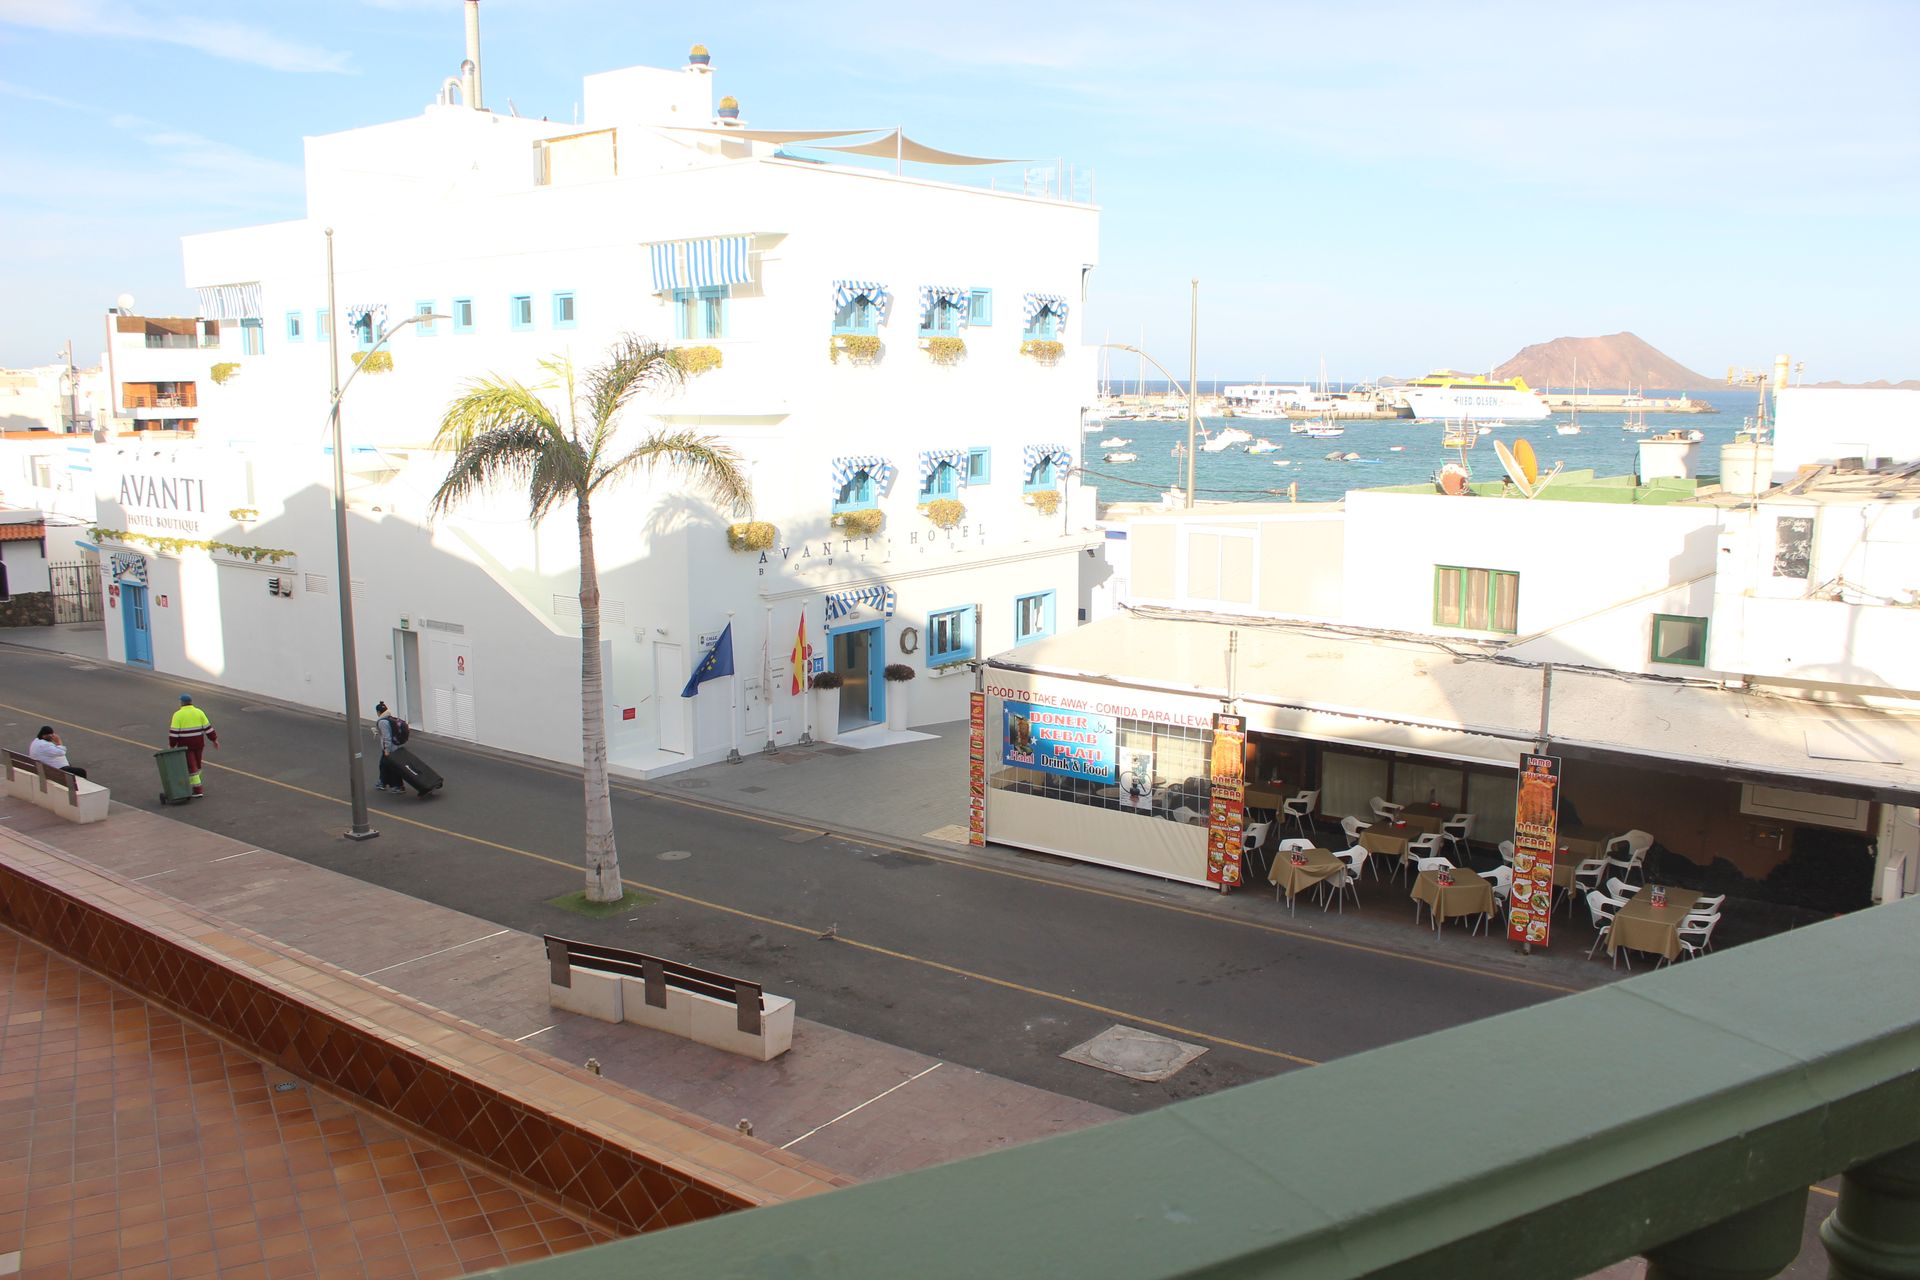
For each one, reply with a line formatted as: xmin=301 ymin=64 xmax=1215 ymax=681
xmin=28 ymin=726 xmax=87 ymax=779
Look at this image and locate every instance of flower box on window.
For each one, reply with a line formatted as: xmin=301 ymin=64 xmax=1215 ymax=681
xmin=351 ymin=350 xmax=394 ymax=374
xmin=921 ymin=336 xmax=966 ymax=366
xmin=210 ymin=362 xmax=241 ymax=385
xmin=829 ymin=334 xmax=883 ymax=365
xmin=1019 ymin=339 xmax=1064 ymax=366
xmin=1026 ymin=489 xmax=1061 ymax=516
xmin=672 ymin=345 xmax=724 ymax=377
xmin=726 ymin=521 xmax=777 ymax=552
xmin=830 ymin=508 xmax=885 ymax=536
xmin=920 ymin=498 xmax=965 ymax=529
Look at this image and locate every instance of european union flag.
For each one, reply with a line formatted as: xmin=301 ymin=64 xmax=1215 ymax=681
xmin=681 ymin=623 xmax=734 ymax=698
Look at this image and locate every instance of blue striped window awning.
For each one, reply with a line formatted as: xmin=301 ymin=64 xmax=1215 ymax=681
xmin=831 ymin=454 xmax=896 ymax=493
xmin=109 ymin=550 xmax=149 ymax=584
xmin=194 ymin=282 xmax=263 ymax=320
xmin=918 ymin=285 xmax=971 ymax=325
xmin=343 ymin=303 xmax=389 ymax=331
xmin=1022 ymin=443 xmax=1072 ymax=474
xmin=832 ymin=280 xmax=892 ymax=315
xmin=825 ymin=585 xmax=898 ymax=622
xmin=918 ymin=447 xmax=970 ymax=485
xmin=1022 ymin=292 xmax=1070 ymax=326
xmin=648 ymin=236 xmax=754 ymax=293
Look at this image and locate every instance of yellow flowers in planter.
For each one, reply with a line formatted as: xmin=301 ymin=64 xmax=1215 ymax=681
xmin=210 ymin=362 xmax=241 ymax=385
xmin=830 ymin=508 xmax=885 ymax=536
xmin=1020 ymin=339 xmax=1065 ymax=366
xmin=726 ymin=521 xmax=777 ymax=552
xmin=924 ymin=336 xmax=966 ymax=366
xmin=1028 ymin=490 xmax=1061 ymax=516
xmin=351 ymin=350 xmax=394 ymax=374
xmin=672 ymin=345 xmax=723 ymax=376
xmin=921 ymin=498 xmax=965 ymax=529
xmin=830 ymin=334 xmax=883 ymax=365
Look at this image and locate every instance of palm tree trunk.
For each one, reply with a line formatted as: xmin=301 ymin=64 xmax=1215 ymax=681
xmin=576 ymin=494 xmax=621 ymax=901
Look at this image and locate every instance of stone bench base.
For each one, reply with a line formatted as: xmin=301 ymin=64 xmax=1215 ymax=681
xmin=3 ymin=767 xmax=110 ymax=823
xmin=550 ymin=965 xmax=795 ymax=1061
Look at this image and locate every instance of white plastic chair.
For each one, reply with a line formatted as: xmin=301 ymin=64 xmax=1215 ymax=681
xmin=1570 ymin=858 xmax=1608 ymax=907
xmin=1442 ymin=813 xmax=1474 ymax=859
xmin=1475 ymin=866 xmax=1513 ymax=935
xmin=1605 ymin=876 xmax=1641 ymax=900
xmin=1497 ymin=840 xmax=1516 ymax=865
xmin=1241 ymin=820 xmax=1272 ymax=853
xmin=1369 ymin=795 xmax=1405 ymax=823
xmin=1396 ymin=832 xmax=1444 ymax=882
xmin=1604 ymin=829 xmax=1654 ymax=882
xmin=1691 ymin=893 xmax=1726 ymax=913
xmin=1323 ymin=845 xmax=1369 ymax=913
xmin=1281 ymin=789 xmax=1319 ymax=841
xmin=1270 ymin=837 xmax=1315 ymax=902
xmin=1585 ymin=890 xmax=1631 ymax=968
xmin=1663 ymin=913 xmax=1722 ymax=966
xmin=1340 ymin=814 xmax=1371 ymax=844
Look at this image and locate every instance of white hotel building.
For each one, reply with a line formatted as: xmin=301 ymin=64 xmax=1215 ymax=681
xmin=77 ymin=39 xmax=1102 ymax=775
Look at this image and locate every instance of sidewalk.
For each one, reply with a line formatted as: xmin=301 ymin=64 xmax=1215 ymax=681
xmin=0 ymin=800 xmax=1115 ymax=1183
xmin=0 ymin=621 xmax=107 ymax=662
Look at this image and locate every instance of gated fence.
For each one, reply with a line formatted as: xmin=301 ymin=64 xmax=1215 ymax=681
xmin=48 ymin=560 xmax=102 ymax=624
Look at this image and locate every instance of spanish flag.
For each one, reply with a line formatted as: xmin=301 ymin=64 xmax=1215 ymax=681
xmin=790 ymin=613 xmax=811 ymax=695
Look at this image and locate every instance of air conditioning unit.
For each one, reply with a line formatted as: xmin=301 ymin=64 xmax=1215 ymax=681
xmin=266 ymin=576 xmax=294 ymax=598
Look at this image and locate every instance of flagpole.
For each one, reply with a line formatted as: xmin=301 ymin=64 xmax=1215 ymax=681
xmin=759 ymin=606 xmax=770 ymax=753
xmin=726 ymin=610 xmax=742 ymax=764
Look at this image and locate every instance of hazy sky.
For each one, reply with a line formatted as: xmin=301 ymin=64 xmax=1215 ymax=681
xmin=2 ymin=0 xmax=1915 ymax=380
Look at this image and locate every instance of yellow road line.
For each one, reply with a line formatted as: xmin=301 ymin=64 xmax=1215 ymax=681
xmin=2 ymin=700 xmax=1317 ymax=1064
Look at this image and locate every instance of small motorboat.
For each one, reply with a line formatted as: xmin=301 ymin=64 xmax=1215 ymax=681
xmin=1271 ymin=459 xmax=1293 ymax=466
xmin=1098 ymin=436 xmax=1131 ymax=448
xmin=1245 ymin=437 xmax=1282 ymax=454
xmin=1103 ymin=451 xmax=1139 ymax=463
xmin=1202 ymin=426 xmax=1254 ymax=453
xmin=1388 ymin=445 xmax=1405 ymax=452
xmin=1325 ymin=450 xmax=1364 ymax=462
xmin=1556 ymin=424 xmax=1582 ymax=436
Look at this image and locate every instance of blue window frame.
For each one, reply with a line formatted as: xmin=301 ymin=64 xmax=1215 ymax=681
xmin=413 ymin=301 xmax=437 ymax=336
xmin=968 ymin=289 xmax=993 ymax=326
xmin=452 ymin=297 xmax=474 ymax=334
xmin=832 ymin=297 xmax=880 ymax=336
xmin=1024 ymin=457 xmax=1059 ymax=492
xmin=1024 ymin=307 xmax=1059 ymax=340
xmin=965 ymin=447 xmax=991 ymax=485
xmin=284 ymin=311 xmax=303 ymax=342
xmin=510 ymin=294 xmax=534 ymax=332
xmin=1014 ymin=591 xmax=1056 ymax=645
xmin=240 ymin=318 xmax=264 ymax=355
xmin=919 ymin=462 xmax=958 ymax=501
xmin=352 ymin=314 xmax=375 ymax=350
xmin=552 ymin=291 xmax=577 ymax=329
xmin=919 ymin=298 xmax=960 ymax=337
xmin=833 ymin=471 xmax=876 ymax=512
xmin=675 ymin=286 xmax=729 ymax=340
xmin=315 ymin=308 xmax=330 ymax=341
xmin=928 ymin=605 xmax=977 ymax=666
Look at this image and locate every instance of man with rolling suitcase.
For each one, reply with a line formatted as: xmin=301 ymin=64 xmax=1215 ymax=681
xmin=374 ymin=701 xmax=443 ymax=797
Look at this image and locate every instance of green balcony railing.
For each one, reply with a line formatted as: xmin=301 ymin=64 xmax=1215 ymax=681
xmin=486 ymin=899 xmax=1920 ymax=1280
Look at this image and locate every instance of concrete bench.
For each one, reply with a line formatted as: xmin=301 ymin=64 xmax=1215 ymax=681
xmin=3 ymin=749 xmax=110 ymax=823
xmin=545 ymin=936 xmax=794 ymax=1061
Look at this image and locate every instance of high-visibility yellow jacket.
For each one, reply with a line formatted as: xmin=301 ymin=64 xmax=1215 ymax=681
xmin=169 ymin=704 xmax=216 ymax=748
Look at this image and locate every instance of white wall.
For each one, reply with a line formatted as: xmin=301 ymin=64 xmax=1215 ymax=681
xmin=1342 ymin=490 xmax=1722 ymax=674
xmin=1772 ymin=387 xmax=1920 ymax=480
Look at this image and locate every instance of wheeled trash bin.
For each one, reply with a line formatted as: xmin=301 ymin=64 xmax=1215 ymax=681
xmin=154 ymin=747 xmax=194 ymax=806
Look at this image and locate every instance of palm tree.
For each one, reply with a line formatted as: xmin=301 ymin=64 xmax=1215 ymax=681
xmin=430 ymin=335 xmax=751 ymax=901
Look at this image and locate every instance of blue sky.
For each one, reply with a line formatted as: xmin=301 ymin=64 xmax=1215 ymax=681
xmin=2 ymin=0 xmax=1915 ymax=381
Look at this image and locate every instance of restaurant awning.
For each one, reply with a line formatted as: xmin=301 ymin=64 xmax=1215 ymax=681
xmin=991 ymin=613 xmax=1920 ymax=802
xmin=194 ymin=282 xmax=262 ymax=320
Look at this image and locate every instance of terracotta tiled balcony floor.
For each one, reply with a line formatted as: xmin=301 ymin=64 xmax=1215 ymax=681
xmin=0 ymin=928 xmax=613 ymax=1280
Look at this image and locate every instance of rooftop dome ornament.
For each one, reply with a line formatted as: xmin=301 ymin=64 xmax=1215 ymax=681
xmin=715 ymin=95 xmax=743 ymax=126
xmin=688 ymin=43 xmax=711 ymax=67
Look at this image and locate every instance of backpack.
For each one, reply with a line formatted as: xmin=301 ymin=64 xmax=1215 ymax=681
xmin=385 ymin=715 xmax=411 ymax=745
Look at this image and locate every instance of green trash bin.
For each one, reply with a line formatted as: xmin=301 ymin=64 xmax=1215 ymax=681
xmin=154 ymin=747 xmax=194 ymax=806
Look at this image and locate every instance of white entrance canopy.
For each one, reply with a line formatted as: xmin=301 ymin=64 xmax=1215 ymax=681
xmin=990 ymin=614 xmax=1920 ymax=802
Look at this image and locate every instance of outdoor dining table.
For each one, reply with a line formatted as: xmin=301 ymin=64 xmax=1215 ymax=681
xmin=1359 ymin=829 xmax=1410 ymax=859
xmin=1269 ymin=847 xmax=1344 ymax=915
xmin=1411 ymin=867 xmax=1496 ymax=932
xmin=1558 ymin=828 xmax=1610 ymax=860
xmin=1390 ymin=810 xmax=1446 ymax=837
xmin=1607 ymin=886 xmax=1702 ymax=963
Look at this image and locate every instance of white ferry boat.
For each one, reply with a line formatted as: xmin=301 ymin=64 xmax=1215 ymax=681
xmin=1394 ymin=372 xmax=1550 ymax=422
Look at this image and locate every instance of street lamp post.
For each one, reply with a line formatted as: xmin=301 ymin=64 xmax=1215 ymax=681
xmin=1101 ymin=334 xmax=1201 ymax=510
xmin=324 ymin=226 xmax=445 ymax=840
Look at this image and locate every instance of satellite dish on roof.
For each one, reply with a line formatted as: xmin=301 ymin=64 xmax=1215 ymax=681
xmin=1512 ymin=437 xmax=1539 ymax=485
xmin=1492 ymin=438 xmax=1561 ymax=498
xmin=1437 ymin=462 xmax=1470 ymax=495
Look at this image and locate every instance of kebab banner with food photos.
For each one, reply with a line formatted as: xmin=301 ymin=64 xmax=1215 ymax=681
xmin=1506 ymin=752 xmax=1561 ymax=946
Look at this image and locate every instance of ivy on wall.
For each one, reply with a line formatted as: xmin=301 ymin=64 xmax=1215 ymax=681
xmin=90 ymin=527 xmax=296 ymax=564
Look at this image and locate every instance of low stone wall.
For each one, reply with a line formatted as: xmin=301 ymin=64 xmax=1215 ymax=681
xmin=0 ymin=836 xmax=849 ymax=1233
xmin=0 ymin=591 xmax=55 ymax=627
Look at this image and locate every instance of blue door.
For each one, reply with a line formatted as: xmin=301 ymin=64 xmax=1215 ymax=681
xmin=829 ymin=621 xmax=886 ymax=731
xmin=121 ymin=583 xmax=153 ymax=667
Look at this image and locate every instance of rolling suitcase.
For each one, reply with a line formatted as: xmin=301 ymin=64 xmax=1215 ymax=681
xmin=387 ymin=746 xmax=443 ymax=797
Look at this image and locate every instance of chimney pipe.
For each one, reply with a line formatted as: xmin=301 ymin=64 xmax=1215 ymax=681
xmin=463 ymin=0 xmax=484 ymax=110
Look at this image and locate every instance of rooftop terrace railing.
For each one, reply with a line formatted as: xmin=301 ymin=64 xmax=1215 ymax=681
xmin=491 ymin=897 xmax=1920 ymax=1280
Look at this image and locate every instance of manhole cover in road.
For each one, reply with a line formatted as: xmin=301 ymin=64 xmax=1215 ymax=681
xmin=1061 ymin=1025 xmax=1207 ymax=1082
xmin=656 ymin=850 xmax=692 ymax=861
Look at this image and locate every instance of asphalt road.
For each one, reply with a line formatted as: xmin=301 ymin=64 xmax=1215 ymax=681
xmin=0 ymin=640 xmax=1568 ymax=1114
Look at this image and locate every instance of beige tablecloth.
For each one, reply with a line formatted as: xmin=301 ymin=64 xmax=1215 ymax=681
xmin=1411 ymin=868 xmax=1495 ymax=927
xmin=1359 ymin=830 xmax=1409 ymax=859
xmin=1390 ymin=810 xmax=1447 ymax=837
xmin=1558 ymin=828 xmax=1610 ymax=860
xmin=1245 ymin=785 xmax=1289 ymax=813
xmin=1269 ymin=848 xmax=1343 ymax=904
xmin=1608 ymin=887 xmax=1702 ymax=961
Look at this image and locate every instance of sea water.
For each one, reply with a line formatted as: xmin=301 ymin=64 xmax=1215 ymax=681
xmin=1083 ymin=388 xmax=1763 ymax=505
